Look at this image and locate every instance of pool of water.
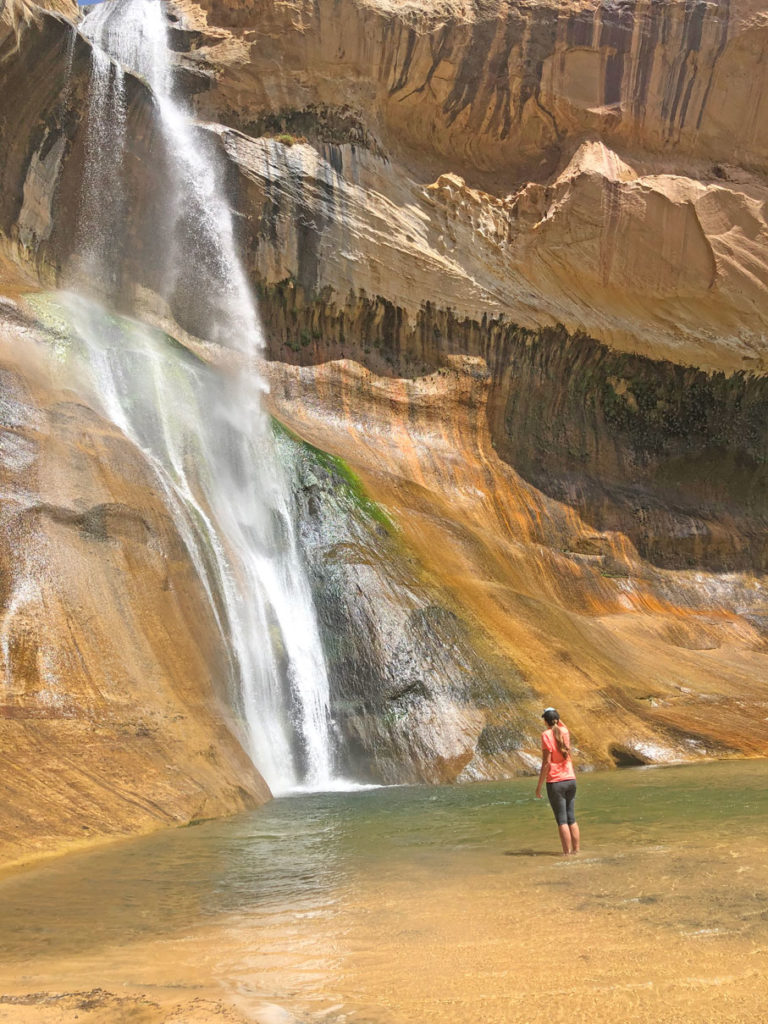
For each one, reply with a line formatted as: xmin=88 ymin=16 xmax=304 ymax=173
xmin=1 ymin=761 xmax=767 ymax=1022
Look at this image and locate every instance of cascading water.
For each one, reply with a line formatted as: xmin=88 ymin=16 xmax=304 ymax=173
xmin=75 ymin=46 xmax=125 ymax=288
xmin=69 ymin=0 xmax=338 ymax=794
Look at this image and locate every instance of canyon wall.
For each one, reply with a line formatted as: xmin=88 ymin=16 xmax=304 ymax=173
xmin=176 ymin=0 xmax=768 ymax=363
xmin=195 ymin=0 xmax=768 ymax=768
xmin=0 ymin=9 xmax=270 ymax=867
xmin=186 ymin=0 xmax=768 ymax=766
xmin=0 ymin=290 xmax=268 ymax=868
xmin=182 ymin=0 xmax=768 ymax=183
xmin=0 ymin=0 xmax=768 ymax=857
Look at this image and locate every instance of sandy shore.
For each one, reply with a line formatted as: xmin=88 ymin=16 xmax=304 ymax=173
xmin=0 ymin=988 xmax=293 ymax=1024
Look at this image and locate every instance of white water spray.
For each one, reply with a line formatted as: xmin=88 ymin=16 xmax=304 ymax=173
xmin=74 ymin=0 xmax=336 ymax=794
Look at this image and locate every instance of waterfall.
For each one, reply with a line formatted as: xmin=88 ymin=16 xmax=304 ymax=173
xmin=72 ymin=0 xmax=337 ymax=794
xmin=75 ymin=46 xmax=125 ymax=287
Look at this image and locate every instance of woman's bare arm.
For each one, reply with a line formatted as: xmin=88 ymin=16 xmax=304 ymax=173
xmin=535 ymin=749 xmax=551 ymax=798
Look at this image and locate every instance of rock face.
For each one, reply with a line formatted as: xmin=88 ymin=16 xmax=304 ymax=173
xmin=0 ymin=9 xmax=274 ymax=867
xmin=1 ymin=0 xmax=768 ymax=856
xmin=225 ymin=134 xmax=768 ymax=574
xmin=266 ymin=356 xmax=768 ymax=775
xmin=178 ymin=0 xmax=768 ymax=372
xmin=218 ymin=129 xmax=768 ymax=370
xmin=276 ymin=423 xmax=535 ymax=783
xmin=188 ymin=0 xmax=768 ymax=771
xmin=183 ymin=0 xmax=768 ymax=181
xmin=0 ymin=296 xmax=268 ymax=867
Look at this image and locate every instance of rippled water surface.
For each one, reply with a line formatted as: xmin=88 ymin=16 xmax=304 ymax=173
xmin=1 ymin=761 xmax=768 ymax=1022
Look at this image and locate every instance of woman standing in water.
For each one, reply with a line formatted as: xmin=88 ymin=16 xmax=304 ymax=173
xmin=535 ymin=707 xmax=580 ymax=855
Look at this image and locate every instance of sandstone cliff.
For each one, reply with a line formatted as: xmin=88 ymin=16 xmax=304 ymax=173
xmin=176 ymin=0 xmax=768 ymax=371
xmin=187 ymin=0 xmax=768 ymax=768
xmin=0 ymin=0 xmax=767 ymax=855
xmin=0 ymin=290 xmax=268 ymax=868
xmin=0 ymin=5 xmax=275 ymax=868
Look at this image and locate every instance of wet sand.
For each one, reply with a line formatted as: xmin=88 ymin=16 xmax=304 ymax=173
xmin=1 ymin=762 xmax=767 ymax=1023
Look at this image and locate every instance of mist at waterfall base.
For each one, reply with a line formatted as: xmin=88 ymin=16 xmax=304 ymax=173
xmin=62 ymin=0 xmax=351 ymax=794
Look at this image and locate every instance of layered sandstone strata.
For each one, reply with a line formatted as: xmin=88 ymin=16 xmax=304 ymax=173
xmin=187 ymin=0 xmax=768 ymax=769
xmin=0 ymin=8 xmax=273 ymax=868
xmin=0 ymin=0 xmax=767 ymax=846
xmin=215 ymin=135 xmax=766 ymax=576
xmin=171 ymin=0 xmax=768 ymax=368
xmin=174 ymin=0 xmax=768 ymax=588
xmin=179 ymin=0 xmax=768 ymax=183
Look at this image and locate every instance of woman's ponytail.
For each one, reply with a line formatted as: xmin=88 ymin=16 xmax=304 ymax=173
xmin=552 ymin=721 xmax=570 ymax=761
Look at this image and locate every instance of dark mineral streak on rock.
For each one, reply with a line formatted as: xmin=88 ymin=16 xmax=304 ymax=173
xmin=566 ymin=8 xmax=594 ymax=48
xmin=599 ymin=3 xmax=634 ymax=107
xmin=389 ymin=25 xmax=420 ymax=96
xmin=0 ymin=11 xmax=181 ymax=323
xmin=396 ymin=26 xmax=453 ymax=106
xmin=492 ymin=327 xmax=768 ymax=571
xmin=695 ymin=0 xmax=731 ymax=131
xmin=631 ymin=0 xmax=664 ymax=121
xmin=0 ymin=12 xmax=82 ymax=240
xmin=442 ymin=18 xmax=500 ymax=128
xmin=242 ymin=105 xmax=384 ymax=155
xmin=296 ymin=173 xmax=333 ymax=297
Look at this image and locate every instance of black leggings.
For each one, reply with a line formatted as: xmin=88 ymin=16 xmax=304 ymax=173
xmin=546 ymin=779 xmax=577 ymax=826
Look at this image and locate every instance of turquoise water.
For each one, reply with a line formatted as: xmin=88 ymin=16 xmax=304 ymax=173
xmin=1 ymin=761 xmax=767 ymax=1022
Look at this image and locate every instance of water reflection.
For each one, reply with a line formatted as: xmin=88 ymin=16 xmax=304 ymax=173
xmin=0 ymin=804 xmax=345 ymax=961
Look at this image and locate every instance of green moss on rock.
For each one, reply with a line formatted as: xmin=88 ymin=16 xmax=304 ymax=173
xmin=271 ymin=417 xmax=395 ymax=531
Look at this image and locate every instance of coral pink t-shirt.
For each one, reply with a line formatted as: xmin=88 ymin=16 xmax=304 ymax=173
xmin=542 ymin=724 xmax=575 ymax=783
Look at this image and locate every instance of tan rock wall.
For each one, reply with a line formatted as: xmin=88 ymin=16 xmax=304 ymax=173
xmin=225 ymin=131 xmax=768 ymax=372
xmin=267 ymin=355 xmax=768 ymax=770
xmin=185 ymin=0 xmax=768 ymax=185
xmin=1 ymin=0 xmax=767 ymax=817
xmin=0 ymin=303 xmax=268 ymax=869
xmin=169 ymin=0 xmax=768 ymax=376
xmin=5 ymin=6 xmax=768 ymax=372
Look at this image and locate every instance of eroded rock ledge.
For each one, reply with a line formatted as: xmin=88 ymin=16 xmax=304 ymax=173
xmin=255 ymin=283 xmax=768 ymax=574
xmin=180 ymin=0 xmax=768 ymax=186
xmin=219 ymin=131 xmax=768 ymax=374
xmin=267 ymin=354 xmax=768 ymax=776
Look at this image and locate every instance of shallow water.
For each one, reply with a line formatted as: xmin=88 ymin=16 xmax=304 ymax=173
xmin=1 ymin=761 xmax=768 ymax=1022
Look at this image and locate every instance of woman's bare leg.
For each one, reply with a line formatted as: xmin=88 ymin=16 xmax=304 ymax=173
xmin=558 ymin=824 xmax=572 ymax=854
xmin=569 ymin=823 xmax=580 ymax=854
